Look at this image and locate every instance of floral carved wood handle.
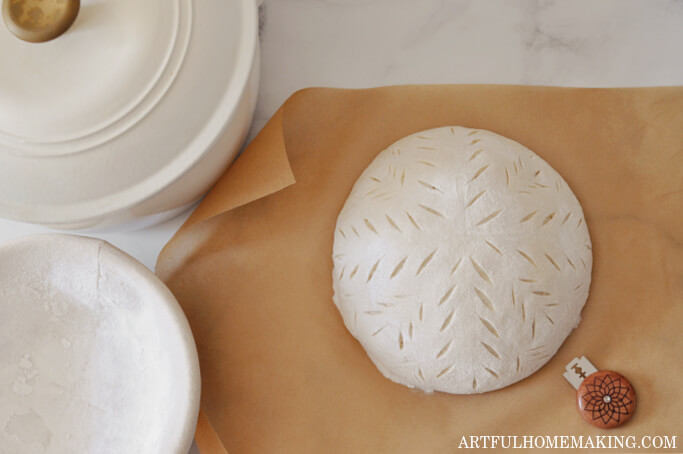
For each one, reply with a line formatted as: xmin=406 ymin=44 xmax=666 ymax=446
xmin=577 ymin=370 xmax=636 ymax=429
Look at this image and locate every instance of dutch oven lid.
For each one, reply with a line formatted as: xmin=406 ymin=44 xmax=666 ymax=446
xmin=0 ymin=0 xmax=258 ymax=225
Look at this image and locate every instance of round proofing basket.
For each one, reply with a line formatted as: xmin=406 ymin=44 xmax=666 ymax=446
xmin=0 ymin=234 xmax=201 ymax=452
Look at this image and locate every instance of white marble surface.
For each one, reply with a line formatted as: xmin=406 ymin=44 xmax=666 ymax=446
xmin=253 ymin=0 xmax=683 ymax=136
xmin=0 ymin=0 xmax=681 ymax=452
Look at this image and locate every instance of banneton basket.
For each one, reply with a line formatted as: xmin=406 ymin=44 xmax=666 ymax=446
xmin=0 ymin=234 xmax=200 ymax=453
xmin=0 ymin=0 xmax=260 ymax=230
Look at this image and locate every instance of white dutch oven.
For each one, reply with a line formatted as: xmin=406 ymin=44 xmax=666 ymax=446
xmin=0 ymin=0 xmax=260 ymax=230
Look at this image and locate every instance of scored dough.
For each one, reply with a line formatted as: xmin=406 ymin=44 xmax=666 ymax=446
xmin=332 ymin=126 xmax=592 ymax=394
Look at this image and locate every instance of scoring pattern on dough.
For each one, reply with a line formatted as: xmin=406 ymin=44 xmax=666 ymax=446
xmin=332 ymin=126 xmax=592 ymax=394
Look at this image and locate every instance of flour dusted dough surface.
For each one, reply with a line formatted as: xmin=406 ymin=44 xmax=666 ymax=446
xmin=332 ymin=127 xmax=592 ymax=394
xmin=0 ymin=236 xmax=198 ymax=453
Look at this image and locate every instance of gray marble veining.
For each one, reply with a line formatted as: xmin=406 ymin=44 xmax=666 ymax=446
xmin=251 ymin=0 xmax=683 ymax=138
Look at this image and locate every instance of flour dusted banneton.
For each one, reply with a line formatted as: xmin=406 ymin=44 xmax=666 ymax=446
xmin=332 ymin=127 xmax=592 ymax=394
xmin=0 ymin=235 xmax=199 ymax=453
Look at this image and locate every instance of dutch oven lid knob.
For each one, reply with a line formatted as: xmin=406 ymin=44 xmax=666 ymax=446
xmin=3 ymin=0 xmax=80 ymax=43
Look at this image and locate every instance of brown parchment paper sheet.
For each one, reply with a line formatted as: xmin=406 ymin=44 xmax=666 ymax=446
xmin=156 ymin=86 xmax=683 ymax=453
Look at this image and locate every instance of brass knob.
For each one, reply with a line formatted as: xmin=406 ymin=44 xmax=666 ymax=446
xmin=3 ymin=0 xmax=80 ymax=43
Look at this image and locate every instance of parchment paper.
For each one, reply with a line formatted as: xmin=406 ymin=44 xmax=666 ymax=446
xmin=156 ymin=86 xmax=683 ymax=453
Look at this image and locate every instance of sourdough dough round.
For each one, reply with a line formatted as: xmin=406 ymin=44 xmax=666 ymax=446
xmin=332 ymin=126 xmax=592 ymax=394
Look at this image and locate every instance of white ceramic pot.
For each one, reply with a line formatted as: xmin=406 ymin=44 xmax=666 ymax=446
xmin=0 ymin=0 xmax=260 ymax=230
xmin=0 ymin=234 xmax=200 ymax=453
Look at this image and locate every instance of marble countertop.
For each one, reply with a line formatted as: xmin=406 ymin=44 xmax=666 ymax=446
xmin=0 ymin=1 xmax=681 ymax=451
